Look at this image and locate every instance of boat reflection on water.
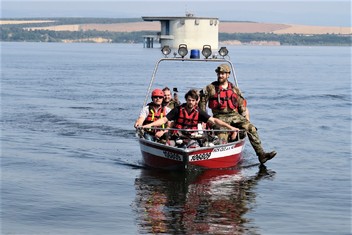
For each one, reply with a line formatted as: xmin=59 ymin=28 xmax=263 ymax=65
xmin=133 ymin=165 xmax=276 ymax=234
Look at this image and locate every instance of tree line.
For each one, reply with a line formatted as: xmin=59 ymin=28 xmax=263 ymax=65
xmin=1 ymin=17 xmax=351 ymax=46
xmin=220 ymin=33 xmax=351 ymax=46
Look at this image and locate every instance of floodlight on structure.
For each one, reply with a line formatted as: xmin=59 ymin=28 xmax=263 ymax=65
xmin=202 ymin=45 xmax=212 ymax=59
xmin=178 ymin=44 xmax=188 ymax=58
xmin=218 ymin=47 xmax=229 ymax=57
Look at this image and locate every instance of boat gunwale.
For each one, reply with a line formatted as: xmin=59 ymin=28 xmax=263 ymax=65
xmin=138 ymin=137 xmax=246 ymax=154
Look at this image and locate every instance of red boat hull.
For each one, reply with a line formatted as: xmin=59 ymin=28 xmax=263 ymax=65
xmin=139 ymin=138 xmax=246 ymax=170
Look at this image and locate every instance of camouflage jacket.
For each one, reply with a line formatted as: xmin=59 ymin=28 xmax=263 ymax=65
xmin=164 ymin=99 xmax=181 ymax=109
xmin=199 ymin=81 xmax=248 ymax=117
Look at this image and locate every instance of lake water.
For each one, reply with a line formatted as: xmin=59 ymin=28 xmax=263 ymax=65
xmin=1 ymin=42 xmax=351 ymax=235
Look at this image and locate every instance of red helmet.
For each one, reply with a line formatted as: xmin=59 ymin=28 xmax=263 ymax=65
xmin=151 ymin=89 xmax=164 ymax=97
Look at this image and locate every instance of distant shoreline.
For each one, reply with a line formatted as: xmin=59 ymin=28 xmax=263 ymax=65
xmin=1 ymin=19 xmax=351 ymax=35
xmin=1 ymin=18 xmax=351 ymax=46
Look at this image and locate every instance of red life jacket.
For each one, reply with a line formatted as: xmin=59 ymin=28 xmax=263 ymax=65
xmin=174 ymin=104 xmax=199 ymax=130
xmin=143 ymin=103 xmax=167 ymax=129
xmin=208 ymin=82 xmax=238 ymax=111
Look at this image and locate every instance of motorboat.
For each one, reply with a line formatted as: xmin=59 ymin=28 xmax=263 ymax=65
xmin=136 ymin=45 xmax=246 ymax=170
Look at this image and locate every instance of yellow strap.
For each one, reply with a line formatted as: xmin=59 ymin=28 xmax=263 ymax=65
xmin=149 ymin=109 xmax=165 ymax=130
xmin=161 ymin=112 xmax=165 ymax=129
xmin=150 ymin=109 xmax=155 ymax=121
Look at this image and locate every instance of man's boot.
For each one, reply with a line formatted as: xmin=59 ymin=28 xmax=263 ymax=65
xmin=258 ymin=151 xmax=277 ymax=164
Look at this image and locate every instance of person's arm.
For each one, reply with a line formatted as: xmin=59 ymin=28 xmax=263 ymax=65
xmin=142 ymin=117 xmax=169 ymax=129
xmin=134 ymin=106 xmax=148 ymax=128
xmin=143 ymin=106 xmax=177 ymax=129
xmin=134 ymin=116 xmax=145 ymax=128
xmin=244 ymin=108 xmax=250 ymax=121
xmin=207 ymin=117 xmax=238 ymax=131
xmin=198 ymin=108 xmax=238 ymax=131
xmin=234 ymin=87 xmax=250 ymax=121
xmin=238 ymin=101 xmax=250 ymax=121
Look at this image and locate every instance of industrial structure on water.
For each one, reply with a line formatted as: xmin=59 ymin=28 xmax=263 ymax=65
xmin=142 ymin=13 xmax=219 ymax=50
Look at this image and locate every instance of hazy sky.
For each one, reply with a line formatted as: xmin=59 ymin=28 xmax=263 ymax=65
xmin=1 ymin=1 xmax=351 ymax=27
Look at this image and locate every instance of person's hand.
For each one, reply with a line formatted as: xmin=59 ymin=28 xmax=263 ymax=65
xmin=230 ymin=127 xmax=239 ymax=141
xmin=231 ymin=126 xmax=239 ymax=131
xmin=155 ymin=130 xmax=164 ymax=138
xmin=134 ymin=122 xmax=141 ymax=129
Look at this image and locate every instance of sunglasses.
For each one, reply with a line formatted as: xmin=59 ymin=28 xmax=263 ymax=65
xmin=152 ymin=96 xmax=164 ymax=99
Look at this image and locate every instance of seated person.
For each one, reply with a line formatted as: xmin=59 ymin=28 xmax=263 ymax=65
xmin=134 ymin=89 xmax=171 ymax=142
xmin=142 ymin=89 xmax=238 ymax=147
xmin=162 ymin=87 xmax=181 ymax=109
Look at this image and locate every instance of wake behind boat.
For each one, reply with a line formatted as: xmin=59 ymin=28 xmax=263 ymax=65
xmin=136 ymin=45 xmax=247 ymax=170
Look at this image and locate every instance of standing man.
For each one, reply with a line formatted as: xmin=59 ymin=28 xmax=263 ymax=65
xmin=142 ymin=89 xmax=238 ymax=140
xmin=162 ymin=87 xmax=181 ymax=109
xmin=198 ymin=64 xmax=277 ymax=164
xmin=134 ymin=88 xmax=171 ymax=141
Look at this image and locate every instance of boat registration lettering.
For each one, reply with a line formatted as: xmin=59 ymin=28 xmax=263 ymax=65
xmin=163 ymin=151 xmax=182 ymax=161
xmin=213 ymin=145 xmax=235 ymax=152
xmin=190 ymin=153 xmax=211 ymax=161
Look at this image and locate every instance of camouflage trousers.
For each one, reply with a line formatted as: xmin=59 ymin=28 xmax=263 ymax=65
xmin=214 ymin=112 xmax=265 ymax=156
